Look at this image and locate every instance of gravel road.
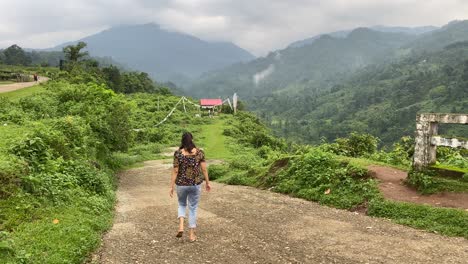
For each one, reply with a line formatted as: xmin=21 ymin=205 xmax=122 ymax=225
xmin=92 ymin=159 xmax=468 ymax=264
xmin=0 ymin=77 xmax=49 ymax=93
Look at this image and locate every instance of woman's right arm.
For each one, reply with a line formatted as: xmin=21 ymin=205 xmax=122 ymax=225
xmin=170 ymin=167 xmax=178 ymax=197
xmin=170 ymin=153 xmax=179 ymax=197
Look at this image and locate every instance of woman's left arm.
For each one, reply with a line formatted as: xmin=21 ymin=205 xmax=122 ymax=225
xmin=201 ymin=161 xmax=211 ymax=192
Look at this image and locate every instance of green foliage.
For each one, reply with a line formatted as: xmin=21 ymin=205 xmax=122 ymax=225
xmin=190 ymin=22 xmax=468 ymax=147
xmin=368 ymin=199 xmax=468 ymax=238
xmin=62 ymin=42 xmax=89 ymax=62
xmin=1 ymin=45 xmax=31 ymax=66
xmin=0 ymin=192 xmax=114 ymax=263
xmin=0 ymin=156 xmax=26 ymax=198
xmin=320 ymin=132 xmax=379 ymax=158
xmin=265 ymin=149 xmax=379 ymax=209
xmin=405 ymin=169 xmax=439 ymax=194
xmin=406 ymin=168 xmax=468 ymax=194
xmin=224 ymin=112 xmax=287 ymax=151
xmin=369 ymin=136 xmax=414 ymax=167
xmin=436 ymin=147 xmax=468 ymax=169
xmin=0 ymin=60 xmax=192 ymax=262
xmin=207 ymin=164 xmax=229 ymax=181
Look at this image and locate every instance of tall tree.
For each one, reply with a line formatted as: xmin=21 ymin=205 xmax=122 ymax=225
xmin=63 ymin=41 xmax=89 ymax=62
xmin=3 ymin=44 xmax=31 ymax=65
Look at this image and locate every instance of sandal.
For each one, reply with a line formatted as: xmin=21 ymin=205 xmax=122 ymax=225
xmin=176 ymin=230 xmax=184 ymax=238
xmin=189 ymin=235 xmax=197 ymax=242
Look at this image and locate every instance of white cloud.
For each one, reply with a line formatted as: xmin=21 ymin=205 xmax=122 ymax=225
xmin=253 ymin=64 xmax=275 ymax=85
xmin=1 ymin=0 xmax=468 ymax=55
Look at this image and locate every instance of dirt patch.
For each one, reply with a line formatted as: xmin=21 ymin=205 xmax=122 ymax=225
xmin=91 ymin=160 xmax=468 ymax=264
xmin=368 ymin=165 xmax=468 ymax=209
xmin=0 ymin=77 xmax=49 ymax=93
xmin=161 ymin=147 xmax=179 ymax=157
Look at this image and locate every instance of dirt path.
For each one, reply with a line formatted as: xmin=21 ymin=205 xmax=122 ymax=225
xmin=0 ymin=77 xmax=49 ymax=93
xmin=92 ymin=159 xmax=467 ymax=264
xmin=368 ymin=165 xmax=468 ymax=209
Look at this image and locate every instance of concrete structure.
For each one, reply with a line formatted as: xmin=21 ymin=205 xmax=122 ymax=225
xmin=413 ymin=113 xmax=468 ymax=170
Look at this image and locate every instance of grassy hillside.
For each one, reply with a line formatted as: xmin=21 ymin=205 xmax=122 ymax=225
xmin=206 ymin=112 xmax=467 ymax=238
xmin=0 ymin=63 xmax=206 ymax=263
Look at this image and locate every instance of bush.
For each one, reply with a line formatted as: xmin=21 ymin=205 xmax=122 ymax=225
xmin=269 ymin=149 xmax=379 ymax=209
xmin=406 ymin=168 xmax=468 ymax=194
xmin=10 ymin=135 xmax=51 ymax=172
xmin=208 ymin=164 xmax=229 ymax=181
xmin=437 ymin=147 xmax=468 ymax=169
xmin=320 ymin=132 xmax=379 ymax=158
xmin=405 ymin=169 xmax=438 ymax=194
xmin=0 ymin=156 xmax=26 ymax=198
xmin=219 ymin=171 xmax=257 ymax=186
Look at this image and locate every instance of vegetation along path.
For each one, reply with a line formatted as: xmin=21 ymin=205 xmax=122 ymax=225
xmin=92 ymin=159 xmax=468 ymax=263
xmin=368 ymin=165 xmax=468 ymax=209
xmin=0 ymin=77 xmax=49 ymax=93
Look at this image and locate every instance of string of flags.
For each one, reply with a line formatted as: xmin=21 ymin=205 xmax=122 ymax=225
xmin=134 ymin=94 xmax=237 ymax=131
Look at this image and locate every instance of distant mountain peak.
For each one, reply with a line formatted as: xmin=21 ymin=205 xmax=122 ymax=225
xmin=50 ymin=23 xmax=255 ymax=83
xmin=289 ymin=24 xmax=438 ymax=49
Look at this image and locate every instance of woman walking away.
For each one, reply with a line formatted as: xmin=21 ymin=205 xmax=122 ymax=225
xmin=170 ymin=132 xmax=211 ymax=242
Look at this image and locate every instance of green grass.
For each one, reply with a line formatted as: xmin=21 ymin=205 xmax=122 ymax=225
xmin=427 ymin=176 xmax=468 ymax=193
xmin=0 ymin=81 xmax=14 ymax=85
xmin=0 ymin=125 xmax=31 ymax=169
xmin=432 ymin=164 xmax=468 ymax=174
xmin=0 ymin=125 xmax=30 ymax=150
xmin=0 ymin=84 xmax=45 ymax=100
xmin=0 ymin=192 xmax=115 ymax=263
xmin=369 ymin=199 xmax=468 ymax=238
xmin=197 ymin=117 xmax=233 ymax=160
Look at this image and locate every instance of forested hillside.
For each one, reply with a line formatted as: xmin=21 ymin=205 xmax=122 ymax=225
xmin=189 ymin=28 xmax=415 ymax=98
xmin=254 ymin=40 xmax=468 ymax=144
xmin=187 ymin=20 xmax=468 ymax=145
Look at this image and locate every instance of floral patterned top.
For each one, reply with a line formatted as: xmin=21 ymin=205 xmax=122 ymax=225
xmin=173 ymin=148 xmax=206 ymax=186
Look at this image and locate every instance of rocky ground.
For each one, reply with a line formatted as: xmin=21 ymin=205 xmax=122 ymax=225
xmin=91 ymin=159 xmax=467 ymax=264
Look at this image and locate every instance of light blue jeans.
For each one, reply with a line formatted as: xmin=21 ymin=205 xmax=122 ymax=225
xmin=177 ymin=185 xmax=202 ymax=228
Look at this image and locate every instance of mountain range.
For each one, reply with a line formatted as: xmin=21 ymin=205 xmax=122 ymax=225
xmin=42 ymin=20 xmax=468 ymax=144
xmin=185 ymin=20 xmax=468 ymax=145
xmin=288 ymin=25 xmax=437 ymax=48
xmin=49 ymin=23 xmax=254 ymax=83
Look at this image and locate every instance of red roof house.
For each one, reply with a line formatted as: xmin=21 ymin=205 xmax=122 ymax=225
xmin=200 ymin=99 xmax=223 ymax=108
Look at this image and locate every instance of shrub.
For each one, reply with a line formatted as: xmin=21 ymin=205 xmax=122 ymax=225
xmin=405 ymin=169 xmax=438 ymax=194
xmin=322 ymin=132 xmax=379 ymax=158
xmin=10 ymin=135 xmax=51 ymax=172
xmin=406 ymin=168 xmax=468 ymax=194
xmin=270 ymin=149 xmax=379 ymax=209
xmin=220 ymin=171 xmax=256 ymax=186
xmin=0 ymin=157 xmax=26 ymax=198
xmin=208 ymin=164 xmax=229 ymax=181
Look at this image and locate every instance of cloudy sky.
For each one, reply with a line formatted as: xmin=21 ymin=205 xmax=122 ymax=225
xmin=1 ymin=0 xmax=468 ymax=55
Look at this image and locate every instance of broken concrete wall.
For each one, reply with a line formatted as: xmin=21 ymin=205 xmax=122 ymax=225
xmin=413 ymin=113 xmax=468 ymax=170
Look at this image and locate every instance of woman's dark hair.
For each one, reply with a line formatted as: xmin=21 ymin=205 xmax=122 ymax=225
xmin=180 ymin=132 xmax=196 ymax=153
